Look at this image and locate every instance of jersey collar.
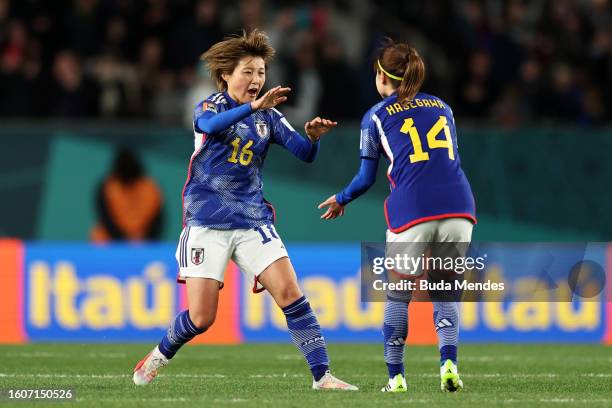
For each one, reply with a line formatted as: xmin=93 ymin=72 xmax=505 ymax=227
xmin=223 ymin=91 xmax=239 ymax=108
xmin=384 ymin=93 xmax=398 ymax=104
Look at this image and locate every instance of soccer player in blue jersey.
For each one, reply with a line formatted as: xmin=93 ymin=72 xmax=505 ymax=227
xmin=319 ymin=39 xmax=476 ymax=393
xmin=133 ymin=30 xmax=357 ymax=391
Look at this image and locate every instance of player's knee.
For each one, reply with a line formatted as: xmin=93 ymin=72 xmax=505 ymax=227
xmin=277 ymin=284 xmax=303 ymax=307
xmin=189 ymin=311 xmax=216 ymax=331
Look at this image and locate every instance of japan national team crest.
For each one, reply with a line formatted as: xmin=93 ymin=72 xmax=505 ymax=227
xmin=191 ymin=248 xmax=204 ymax=265
xmin=255 ymin=120 xmax=269 ymax=138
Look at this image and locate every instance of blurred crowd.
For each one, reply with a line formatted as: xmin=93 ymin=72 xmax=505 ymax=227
xmin=0 ymin=0 xmax=611 ymax=127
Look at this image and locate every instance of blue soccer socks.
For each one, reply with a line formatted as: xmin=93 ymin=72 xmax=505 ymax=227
xmin=158 ymin=310 xmax=206 ymax=359
xmin=383 ymin=300 xmax=408 ymax=378
xmin=282 ymin=296 xmax=330 ymax=381
xmin=433 ymin=302 xmax=459 ymax=364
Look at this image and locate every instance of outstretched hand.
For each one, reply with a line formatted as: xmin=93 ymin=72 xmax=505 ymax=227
xmin=318 ymin=195 xmax=345 ymax=220
xmin=305 ymin=117 xmax=338 ymax=142
xmin=251 ymin=86 xmax=291 ymax=111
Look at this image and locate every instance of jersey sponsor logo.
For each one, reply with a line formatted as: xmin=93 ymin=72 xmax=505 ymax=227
xmin=191 ymin=248 xmax=205 ymax=265
xmin=202 ymin=102 xmax=217 ymax=113
xmin=255 ymin=120 xmax=269 ymax=138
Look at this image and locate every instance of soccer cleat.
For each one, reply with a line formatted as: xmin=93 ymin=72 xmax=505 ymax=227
xmin=440 ymin=359 xmax=463 ymax=392
xmin=312 ymin=371 xmax=358 ymax=390
xmin=381 ymin=373 xmax=408 ymax=392
xmin=132 ymin=346 xmax=169 ymax=385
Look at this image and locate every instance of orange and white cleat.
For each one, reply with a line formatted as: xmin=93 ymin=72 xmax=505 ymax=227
xmin=132 ymin=346 xmax=169 ymax=385
xmin=312 ymin=371 xmax=358 ymax=390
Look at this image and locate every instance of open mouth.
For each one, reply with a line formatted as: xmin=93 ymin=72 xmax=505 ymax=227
xmin=247 ymin=87 xmax=258 ymax=97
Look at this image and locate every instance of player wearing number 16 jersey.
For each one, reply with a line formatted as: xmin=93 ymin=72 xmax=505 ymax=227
xmin=319 ymin=38 xmax=476 ymax=393
xmin=133 ymin=29 xmax=357 ymax=391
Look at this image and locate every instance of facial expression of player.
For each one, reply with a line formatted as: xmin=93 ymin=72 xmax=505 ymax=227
xmin=223 ymin=56 xmax=265 ymax=104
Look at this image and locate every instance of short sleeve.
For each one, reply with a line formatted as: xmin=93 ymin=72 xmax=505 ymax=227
xmin=359 ymin=111 xmax=381 ymax=159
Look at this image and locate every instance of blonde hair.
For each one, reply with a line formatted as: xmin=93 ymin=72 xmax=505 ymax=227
xmin=201 ymin=29 xmax=275 ymax=91
xmin=375 ymin=38 xmax=425 ymax=102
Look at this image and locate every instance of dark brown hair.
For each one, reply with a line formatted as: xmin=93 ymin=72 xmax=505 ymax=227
xmin=201 ymin=29 xmax=275 ymax=91
xmin=375 ymin=38 xmax=425 ymax=102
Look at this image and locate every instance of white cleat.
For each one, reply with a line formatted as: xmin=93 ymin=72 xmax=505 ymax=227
xmin=312 ymin=371 xmax=358 ymax=390
xmin=381 ymin=373 xmax=407 ymax=392
xmin=440 ymin=359 xmax=463 ymax=392
xmin=132 ymin=346 xmax=169 ymax=385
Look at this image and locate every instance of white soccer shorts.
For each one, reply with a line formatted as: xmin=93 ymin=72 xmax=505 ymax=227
xmin=384 ymin=218 xmax=474 ymax=284
xmin=386 ymin=217 xmax=473 ymax=243
xmin=175 ymin=224 xmax=288 ymax=292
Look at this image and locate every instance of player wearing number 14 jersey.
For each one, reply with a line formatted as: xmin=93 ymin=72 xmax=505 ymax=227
xmin=319 ymin=38 xmax=476 ymax=393
xmin=133 ymin=29 xmax=357 ymax=391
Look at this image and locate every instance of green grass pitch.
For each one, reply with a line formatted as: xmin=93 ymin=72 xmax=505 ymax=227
xmin=0 ymin=343 xmax=610 ymax=407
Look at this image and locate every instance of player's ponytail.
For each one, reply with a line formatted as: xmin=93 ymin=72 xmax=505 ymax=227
xmin=398 ymin=47 xmax=425 ymax=103
xmin=376 ymin=39 xmax=425 ymax=103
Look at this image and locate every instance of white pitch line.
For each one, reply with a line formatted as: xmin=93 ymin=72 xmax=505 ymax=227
xmin=460 ymin=355 xmax=517 ymax=362
xmin=2 ymin=372 xmax=607 ymax=380
xmin=213 ymin=398 xmax=248 ymax=403
xmin=274 ymin=354 xmax=303 ymax=360
xmin=171 ymin=373 xmax=227 ymax=378
xmin=2 ymin=352 xmax=68 ymax=358
xmin=497 ymin=399 xmax=612 ymax=405
xmin=86 ymin=352 xmax=126 ymax=358
xmin=0 ymin=372 xmax=305 ymax=380
xmin=156 ymin=398 xmax=191 ymax=402
xmin=539 ymin=399 xmax=572 ymax=403
xmin=0 ymin=373 xmax=226 ymax=379
xmin=0 ymin=373 xmax=129 ymax=379
xmin=477 ymin=373 xmax=559 ymax=378
xmin=3 ymin=351 xmax=125 ymax=359
xmin=355 ymin=355 xmax=518 ymax=363
xmin=579 ymin=373 xmax=612 ymax=377
xmin=399 ymin=373 xmax=564 ymax=378
xmin=77 ymin=398 xmax=192 ymax=403
xmin=248 ymin=373 xmax=304 ymax=378
xmin=537 ymin=399 xmax=612 ymax=404
xmin=75 ymin=397 xmax=249 ymax=403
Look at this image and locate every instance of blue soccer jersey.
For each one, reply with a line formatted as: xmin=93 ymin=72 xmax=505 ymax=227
xmin=183 ymin=91 xmax=318 ymax=229
xmin=360 ymin=92 xmax=476 ymax=232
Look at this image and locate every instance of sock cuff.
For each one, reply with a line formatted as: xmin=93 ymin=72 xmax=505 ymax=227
xmin=183 ymin=310 xmax=206 ymax=334
xmin=158 ymin=342 xmax=174 ymax=359
xmin=440 ymin=345 xmax=457 ymax=364
xmin=386 ymin=362 xmax=405 ymax=378
xmin=311 ymin=364 xmax=329 ymax=381
xmin=282 ymin=296 xmax=308 ymax=315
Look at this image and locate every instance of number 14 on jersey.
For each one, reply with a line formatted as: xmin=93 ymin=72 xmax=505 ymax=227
xmin=400 ymin=115 xmax=455 ymax=163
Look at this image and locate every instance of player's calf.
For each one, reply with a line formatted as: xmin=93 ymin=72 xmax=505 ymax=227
xmin=158 ymin=309 xmax=207 ymax=359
